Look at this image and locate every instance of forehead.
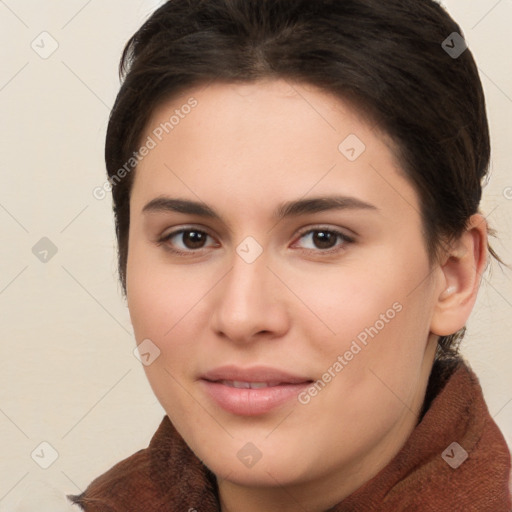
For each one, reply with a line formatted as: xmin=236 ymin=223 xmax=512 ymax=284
xmin=132 ymin=79 xmax=419 ymax=223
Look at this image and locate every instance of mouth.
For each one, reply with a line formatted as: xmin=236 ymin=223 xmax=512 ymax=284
xmin=199 ymin=366 xmax=313 ymax=416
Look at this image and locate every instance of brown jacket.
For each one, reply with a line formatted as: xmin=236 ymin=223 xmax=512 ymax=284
xmin=69 ymin=358 xmax=512 ymax=511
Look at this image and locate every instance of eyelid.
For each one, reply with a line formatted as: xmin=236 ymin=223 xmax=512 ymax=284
xmin=159 ymin=224 xmax=215 ymax=240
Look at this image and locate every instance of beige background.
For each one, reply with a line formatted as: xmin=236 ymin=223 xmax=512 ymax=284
xmin=0 ymin=0 xmax=510 ymax=508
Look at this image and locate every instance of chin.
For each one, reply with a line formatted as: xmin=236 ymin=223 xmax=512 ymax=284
xmin=207 ymin=457 xmax=306 ymax=488
xmin=194 ymin=435 xmax=316 ymax=488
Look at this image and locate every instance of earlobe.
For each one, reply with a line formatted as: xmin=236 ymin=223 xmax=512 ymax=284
xmin=430 ymin=214 xmax=488 ymax=337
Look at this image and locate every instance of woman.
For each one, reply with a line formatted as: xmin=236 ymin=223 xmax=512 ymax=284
xmin=69 ymin=0 xmax=511 ymax=510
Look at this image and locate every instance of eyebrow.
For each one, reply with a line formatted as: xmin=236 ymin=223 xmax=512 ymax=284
xmin=142 ymin=196 xmax=378 ymax=222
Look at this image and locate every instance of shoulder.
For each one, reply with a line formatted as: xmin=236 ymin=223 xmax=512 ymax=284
xmin=68 ymin=416 xmax=175 ymax=511
xmin=67 ymin=447 xmax=158 ymax=511
xmin=67 ymin=415 xmax=219 ymax=512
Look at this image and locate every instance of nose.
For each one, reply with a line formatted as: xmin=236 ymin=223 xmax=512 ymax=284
xmin=211 ymin=250 xmax=290 ymax=344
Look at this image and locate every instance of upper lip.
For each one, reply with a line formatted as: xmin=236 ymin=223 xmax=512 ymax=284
xmin=201 ymin=365 xmax=312 ymax=385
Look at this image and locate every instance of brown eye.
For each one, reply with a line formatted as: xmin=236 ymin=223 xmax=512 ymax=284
xmin=159 ymin=228 xmax=215 ymax=254
xmin=295 ymin=228 xmax=354 ymax=253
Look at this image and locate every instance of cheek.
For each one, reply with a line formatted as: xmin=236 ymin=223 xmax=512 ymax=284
xmin=126 ymin=247 xmax=214 ymax=379
xmin=126 ymin=272 xmax=202 ymax=364
xmin=302 ymin=291 xmax=432 ymax=453
xmin=125 ymin=263 xmax=199 ymax=413
xmin=126 ymin=269 xmax=168 ymax=340
xmin=126 ymin=237 xmax=200 ymax=339
xmin=289 ymin=259 xmax=407 ymax=353
xmin=300 ymin=246 xmax=434 ymax=389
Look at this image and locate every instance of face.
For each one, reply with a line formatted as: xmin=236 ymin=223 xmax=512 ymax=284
xmin=126 ymin=80 xmax=442 ymax=505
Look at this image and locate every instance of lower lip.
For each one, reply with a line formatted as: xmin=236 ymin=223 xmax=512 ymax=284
xmin=200 ymin=380 xmax=311 ymax=416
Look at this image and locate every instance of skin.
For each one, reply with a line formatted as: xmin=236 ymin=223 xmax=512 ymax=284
xmin=125 ymin=79 xmax=487 ymax=512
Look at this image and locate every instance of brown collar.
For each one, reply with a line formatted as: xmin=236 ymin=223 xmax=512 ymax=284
xmin=69 ymin=358 xmax=511 ymax=511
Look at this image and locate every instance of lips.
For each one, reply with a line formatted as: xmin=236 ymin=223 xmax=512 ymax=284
xmin=200 ymin=365 xmax=313 ymax=416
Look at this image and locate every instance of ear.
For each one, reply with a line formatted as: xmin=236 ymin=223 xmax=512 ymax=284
xmin=430 ymin=214 xmax=488 ymax=337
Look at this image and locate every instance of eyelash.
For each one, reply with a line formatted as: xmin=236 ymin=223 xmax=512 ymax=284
xmin=157 ymin=226 xmax=355 ymax=257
